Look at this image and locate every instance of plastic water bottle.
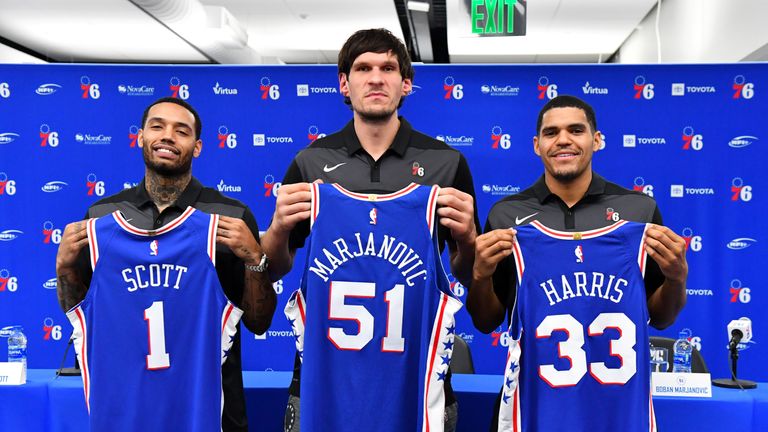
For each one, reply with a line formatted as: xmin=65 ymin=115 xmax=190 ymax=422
xmin=7 ymin=326 xmax=27 ymax=369
xmin=672 ymin=330 xmax=692 ymax=373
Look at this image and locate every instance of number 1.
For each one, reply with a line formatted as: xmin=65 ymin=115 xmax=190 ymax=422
xmin=145 ymin=301 xmax=170 ymax=370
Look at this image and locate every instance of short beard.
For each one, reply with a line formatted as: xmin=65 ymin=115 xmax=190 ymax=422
xmin=142 ymin=138 xmax=192 ymax=178
xmin=551 ymin=169 xmax=581 ymax=183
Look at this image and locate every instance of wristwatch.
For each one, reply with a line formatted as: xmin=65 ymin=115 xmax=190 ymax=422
xmin=245 ymin=253 xmax=269 ymax=273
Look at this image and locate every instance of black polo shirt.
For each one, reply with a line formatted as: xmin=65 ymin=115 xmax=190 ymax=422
xmin=77 ymin=176 xmax=258 ymax=432
xmin=281 ymin=117 xmax=480 ymax=404
xmin=485 ymin=172 xmax=665 ymax=317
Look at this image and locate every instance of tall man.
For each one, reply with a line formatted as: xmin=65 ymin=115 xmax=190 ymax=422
xmin=261 ymin=29 xmax=479 ymax=431
xmin=469 ymin=95 xmax=688 ymax=430
xmin=55 ymin=97 xmax=276 ymax=432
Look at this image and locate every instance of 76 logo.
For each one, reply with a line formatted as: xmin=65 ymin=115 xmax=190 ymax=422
xmin=729 ymin=280 xmax=751 ymax=304
xmin=730 ymin=178 xmax=752 ymax=202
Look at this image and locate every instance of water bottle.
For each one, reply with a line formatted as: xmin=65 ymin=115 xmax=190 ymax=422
xmin=672 ymin=330 xmax=692 ymax=373
xmin=7 ymin=326 xmax=27 ymax=369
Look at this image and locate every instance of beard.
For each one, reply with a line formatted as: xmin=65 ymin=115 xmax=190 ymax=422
xmin=352 ymin=98 xmax=398 ymax=123
xmin=141 ymin=137 xmax=193 ymax=177
xmin=550 ymin=168 xmax=582 ymax=183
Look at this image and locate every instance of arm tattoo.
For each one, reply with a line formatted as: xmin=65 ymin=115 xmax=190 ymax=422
xmin=241 ymin=270 xmax=277 ymax=335
xmin=57 ymin=270 xmax=88 ymax=312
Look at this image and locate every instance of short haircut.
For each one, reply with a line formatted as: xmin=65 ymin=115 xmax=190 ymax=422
xmin=536 ymin=95 xmax=597 ymax=135
xmin=141 ymin=97 xmax=202 ymax=140
xmin=338 ymin=29 xmax=414 ymax=108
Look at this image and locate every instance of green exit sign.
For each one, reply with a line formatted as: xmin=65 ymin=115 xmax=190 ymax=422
xmin=471 ymin=0 xmax=526 ymax=36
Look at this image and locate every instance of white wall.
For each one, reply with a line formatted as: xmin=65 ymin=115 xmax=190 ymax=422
xmin=616 ymin=0 xmax=768 ymax=63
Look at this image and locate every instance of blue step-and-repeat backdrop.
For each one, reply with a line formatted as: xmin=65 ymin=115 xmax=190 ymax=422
xmin=0 ymin=63 xmax=764 ymax=382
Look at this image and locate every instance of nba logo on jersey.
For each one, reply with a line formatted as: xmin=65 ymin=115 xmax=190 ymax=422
xmin=574 ymin=245 xmax=583 ymax=263
xmin=149 ymin=240 xmax=159 ymax=256
xmin=369 ymin=208 xmax=377 ymax=225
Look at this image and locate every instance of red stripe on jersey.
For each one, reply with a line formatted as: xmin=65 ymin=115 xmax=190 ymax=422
xmin=423 ymin=294 xmax=449 ymax=431
xmin=221 ymin=304 xmax=234 ymax=334
xmin=87 ymin=218 xmax=98 ymax=270
xmin=530 ymin=219 xmax=628 ymax=239
xmin=427 ymin=185 xmax=439 ymax=235
xmin=75 ymin=307 xmax=91 ymax=411
xmin=333 ymin=182 xmax=420 ymax=201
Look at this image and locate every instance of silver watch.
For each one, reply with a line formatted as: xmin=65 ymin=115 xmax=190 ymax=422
xmin=245 ymin=253 xmax=268 ymax=272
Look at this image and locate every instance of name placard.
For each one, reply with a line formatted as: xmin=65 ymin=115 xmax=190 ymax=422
xmin=652 ymin=372 xmax=711 ymax=397
xmin=0 ymin=362 xmax=26 ymax=385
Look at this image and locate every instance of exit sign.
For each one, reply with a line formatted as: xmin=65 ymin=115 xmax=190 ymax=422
xmin=471 ymin=0 xmax=526 ymax=36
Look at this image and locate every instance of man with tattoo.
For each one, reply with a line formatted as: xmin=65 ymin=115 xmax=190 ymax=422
xmin=55 ymin=97 xmax=276 ymax=432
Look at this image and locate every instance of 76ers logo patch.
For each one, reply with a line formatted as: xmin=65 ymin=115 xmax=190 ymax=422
xmin=150 ymin=240 xmax=159 ymax=256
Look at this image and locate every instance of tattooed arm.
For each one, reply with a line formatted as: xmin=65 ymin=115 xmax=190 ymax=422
xmin=216 ymin=214 xmax=276 ymax=335
xmin=56 ymin=221 xmax=90 ymax=311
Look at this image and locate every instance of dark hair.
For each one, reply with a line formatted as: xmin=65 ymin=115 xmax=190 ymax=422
xmin=141 ymin=97 xmax=202 ymax=140
xmin=536 ymin=95 xmax=597 ymax=136
xmin=338 ymin=28 xmax=414 ymax=107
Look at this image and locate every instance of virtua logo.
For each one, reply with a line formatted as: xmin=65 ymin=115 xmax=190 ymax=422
xmin=212 ymin=82 xmax=238 ymax=95
xmin=582 ymin=82 xmax=608 ymax=95
xmin=727 ymin=237 xmax=757 ymax=250
xmin=729 ymin=135 xmax=758 ymax=149
xmin=36 ymin=84 xmax=62 ymax=95
xmin=0 ymin=133 xmax=20 ymax=144
xmin=217 ymin=180 xmax=242 ymax=193
xmin=41 ymin=181 xmax=68 ymax=193
xmin=0 ymin=230 xmax=23 ymax=241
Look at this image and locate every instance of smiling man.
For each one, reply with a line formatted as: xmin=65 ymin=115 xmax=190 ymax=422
xmin=55 ymin=97 xmax=275 ymax=432
xmin=261 ymin=28 xmax=479 ymax=432
xmin=468 ymin=95 xmax=688 ymax=431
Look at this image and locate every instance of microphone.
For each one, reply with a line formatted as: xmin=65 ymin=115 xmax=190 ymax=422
xmin=727 ymin=317 xmax=752 ymax=350
xmin=713 ymin=317 xmax=757 ymax=389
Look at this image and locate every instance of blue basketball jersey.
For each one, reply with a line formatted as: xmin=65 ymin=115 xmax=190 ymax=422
xmin=66 ymin=207 xmax=243 ymax=432
xmin=498 ymin=220 xmax=656 ymax=432
xmin=285 ymin=183 xmax=462 ymax=432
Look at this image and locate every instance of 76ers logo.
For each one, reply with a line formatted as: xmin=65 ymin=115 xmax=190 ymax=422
xmin=128 ymin=125 xmax=139 ymax=148
xmin=443 ymin=76 xmax=463 ymax=100
xmin=39 ymin=124 xmax=59 ymax=147
xmin=729 ymin=279 xmax=751 ymax=304
xmin=218 ymin=126 xmax=237 ymax=149
xmin=633 ymin=76 xmax=654 ymax=100
xmin=86 ymin=173 xmax=106 ymax=196
xmin=43 ymin=317 xmax=63 ymax=341
xmin=42 ymin=221 xmax=62 ymax=244
xmin=681 ymin=126 xmax=703 ymax=151
xmin=80 ymin=76 xmax=100 ymax=99
xmin=0 ymin=172 xmax=17 ymax=195
xmin=633 ymin=177 xmax=654 ymax=197
xmin=263 ymin=175 xmax=281 ymax=197
xmin=732 ymin=75 xmax=755 ymax=99
xmin=537 ymin=76 xmax=558 ymax=100
xmin=731 ymin=177 xmax=753 ymax=202
xmin=0 ymin=269 xmax=18 ymax=292
xmin=260 ymin=77 xmax=280 ymax=100
xmin=681 ymin=227 xmax=702 ymax=252
xmin=491 ymin=126 xmax=511 ymax=150
xmin=605 ymin=207 xmax=620 ymax=222
xmin=169 ymin=77 xmax=190 ymax=99
xmin=307 ymin=125 xmax=325 ymax=143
